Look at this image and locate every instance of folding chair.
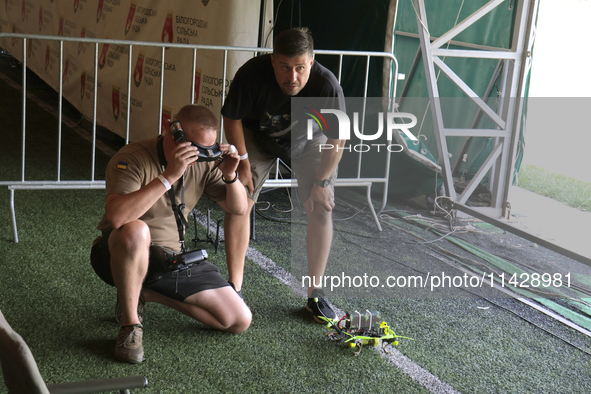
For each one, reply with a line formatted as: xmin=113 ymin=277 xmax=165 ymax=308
xmin=0 ymin=310 xmax=148 ymax=394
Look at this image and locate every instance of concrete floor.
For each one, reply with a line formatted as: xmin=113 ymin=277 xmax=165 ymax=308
xmin=508 ymin=186 xmax=591 ymax=261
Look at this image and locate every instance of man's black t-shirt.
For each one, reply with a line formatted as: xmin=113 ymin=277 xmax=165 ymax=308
xmin=221 ymin=54 xmax=345 ymax=162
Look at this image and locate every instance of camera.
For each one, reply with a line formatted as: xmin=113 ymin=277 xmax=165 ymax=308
xmin=167 ymin=249 xmax=208 ymax=272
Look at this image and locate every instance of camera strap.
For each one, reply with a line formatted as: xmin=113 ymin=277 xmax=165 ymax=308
xmin=167 ymin=178 xmax=188 ymax=252
xmin=158 ymin=137 xmax=188 ymax=252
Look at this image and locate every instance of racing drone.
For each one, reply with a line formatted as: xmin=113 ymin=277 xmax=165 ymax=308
xmin=319 ymin=310 xmax=412 ymax=356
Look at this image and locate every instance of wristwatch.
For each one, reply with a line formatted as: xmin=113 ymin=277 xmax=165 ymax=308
xmin=313 ymin=178 xmax=331 ymax=188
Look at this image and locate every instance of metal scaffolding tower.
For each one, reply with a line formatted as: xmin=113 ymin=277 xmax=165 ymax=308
xmin=413 ymin=0 xmax=539 ymax=218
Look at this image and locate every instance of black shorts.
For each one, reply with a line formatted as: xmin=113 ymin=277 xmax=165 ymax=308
xmin=90 ymin=232 xmax=230 ymax=302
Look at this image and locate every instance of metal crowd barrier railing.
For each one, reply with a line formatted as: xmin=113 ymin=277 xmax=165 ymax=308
xmin=0 ymin=33 xmax=398 ymax=242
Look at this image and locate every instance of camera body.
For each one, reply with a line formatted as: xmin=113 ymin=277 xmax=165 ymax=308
xmin=166 ymin=248 xmax=208 ymax=272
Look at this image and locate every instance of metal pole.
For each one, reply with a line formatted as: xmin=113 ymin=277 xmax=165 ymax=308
xmin=191 ymin=47 xmax=197 ymax=104
xmin=220 ymin=49 xmax=228 ymax=141
xmin=57 ymin=40 xmax=63 ymax=182
xmin=10 ymin=188 xmax=18 ymax=243
xmin=126 ymin=44 xmax=133 ymax=144
xmin=20 ymin=38 xmax=26 ymax=182
xmin=92 ymin=42 xmax=98 ymax=180
xmin=414 ymin=0 xmax=456 ymax=200
xmin=158 ymin=46 xmax=165 ymax=135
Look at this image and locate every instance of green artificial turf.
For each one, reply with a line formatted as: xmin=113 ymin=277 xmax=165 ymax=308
xmin=0 ymin=187 xmax=429 ymax=393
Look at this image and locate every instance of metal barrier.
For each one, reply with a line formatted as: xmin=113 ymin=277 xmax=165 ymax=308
xmin=0 ymin=33 xmax=399 ymax=242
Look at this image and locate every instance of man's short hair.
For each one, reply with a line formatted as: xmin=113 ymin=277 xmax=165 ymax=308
xmin=177 ymin=104 xmax=219 ymax=131
xmin=273 ymin=27 xmax=314 ymax=58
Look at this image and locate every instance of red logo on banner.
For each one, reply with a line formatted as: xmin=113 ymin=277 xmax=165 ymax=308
xmin=98 ymin=42 xmax=110 ymax=69
xmin=125 ymin=2 xmax=136 ymax=35
xmin=74 ymin=0 xmax=79 ymax=13
xmin=162 ymin=11 xmax=173 ymax=43
xmin=112 ymin=86 xmax=120 ymax=121
xmin=97 ymin=0 xmax=103 ymax=23
xmin=194 ymin=68 xmax=202 ymax=103
xmin=58 ymin=17 xmax=64 ymax=36
xmin=45 ymin=46 xmax=50 ymax=69
xmin=39 ymin=7 xmax=43 ymax=31
xmin=133 ymin=51 xmax=145 ymax=87
xmin=78 ymin=27 xmax=86 ymax=55
xmin=80 ymin=72 xmax=86 ymax=99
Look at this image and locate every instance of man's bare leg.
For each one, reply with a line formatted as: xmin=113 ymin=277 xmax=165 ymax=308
xmin=109 ymin=220 xmax=151 ymax=326
xmin=223 ymin=199 xmax=255 ymax=292
xmin=306 ymin=207 xmax=333 ymax=297
xmin=141 ymin=287 xmax=252 ymax=333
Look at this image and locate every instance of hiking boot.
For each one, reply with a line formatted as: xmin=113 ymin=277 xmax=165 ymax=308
xmin=115 ymin=294 xmax=145 ymax=324
xmin=306 ymin=289 xmax=336 ymax=323
xmin=115 ymin=324 xmax=144 ymax=364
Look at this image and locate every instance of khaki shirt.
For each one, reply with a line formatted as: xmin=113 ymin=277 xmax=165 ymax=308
xmin=97 ymin=135 xmax=226 ymax=250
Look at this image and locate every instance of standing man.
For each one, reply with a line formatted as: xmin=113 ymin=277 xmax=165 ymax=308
xmin=222 ymin=27 xmax=345 ymax=322
xmin=91 ymin=104 xmax=251 ymax=364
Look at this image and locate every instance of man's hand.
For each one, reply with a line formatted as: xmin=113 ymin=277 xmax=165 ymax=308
xmin=163 ymin=141 xmax=198 ymax=184
xmin=218 ymin=143 xmax=240 ymax=181
xmin=304 ymin=183 xmax=335 ymax=213
xmin=237 ymin=159 xmax=254 ymax=195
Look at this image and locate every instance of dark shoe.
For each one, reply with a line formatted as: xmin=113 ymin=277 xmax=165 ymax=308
xmin=228 ymin=281 xmax=243 ymax=299
xmin=115 ymin=324 xmax=144 ymax=364
xmin=306 ymin=289 xmax=336 ymax=323
xmin=115 ymin=294 xmax=145 ymax=324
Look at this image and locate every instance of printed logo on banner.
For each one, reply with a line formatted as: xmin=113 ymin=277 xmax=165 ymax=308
xmin=45 ymin=45 xmax=50 ymax=70
xmin=97 ymin=0 xmax=103 ymax=23
xmin=303 ymin=107 xmax=418 ymax=153
xmin=74 ymin=0 xmax=80 ymax=13
xmin=78 ymin=27 xmax=86 ymax=55
xmin=98 ymin=41 xmax=110 ymax=69
xmin=202 ymin=0 xmax=210 ymax=6
xmin=162 ymin=10 xmax=173 ymax=43
xmin=80 ymin=71 xmax=86 ymax=100
xmin=112 ymin=86 xmax=120 ymax=121
xmin=125 ymin=2 xmax=136 ymax=35
xmin=133 ymin=51 xmax=145 ymax=87
xmin=39 ymin=6 xmax=42 ymax=31
xmin=194 ymin=68 xmax=202 ymax=103
xmin=162 ymin=107 xmax=172 ymax=135
xmin=58 ymin=16 xmax=64 ymax=36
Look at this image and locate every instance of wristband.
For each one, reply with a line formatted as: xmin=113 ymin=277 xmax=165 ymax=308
xmin=157 ymin=174 xmax=171 ymax=191
xmin=239 ymin=152 xmax=249 ymax=160
xmin=222 ymin=171 xmax=239 ymax=184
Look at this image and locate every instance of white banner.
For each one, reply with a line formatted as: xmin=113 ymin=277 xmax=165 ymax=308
xmin=0 ymin=0 xmax=261 ymax=141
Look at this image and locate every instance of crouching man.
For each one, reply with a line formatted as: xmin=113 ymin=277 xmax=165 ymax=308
xmin=91 ymin=104 xmax=251 ymax=363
